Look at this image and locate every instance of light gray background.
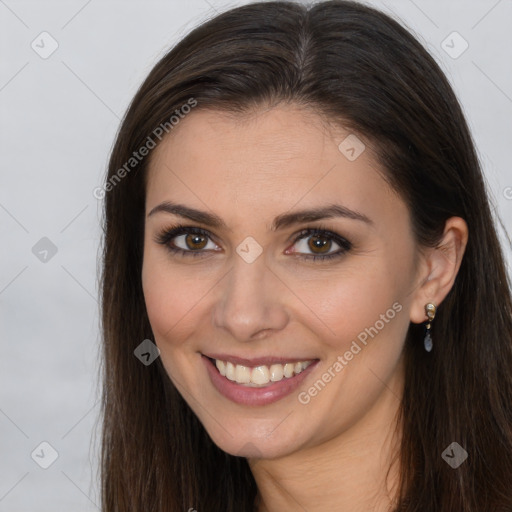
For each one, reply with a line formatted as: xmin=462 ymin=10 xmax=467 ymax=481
xmin=1 ymin=0 xmax=511 ymax=510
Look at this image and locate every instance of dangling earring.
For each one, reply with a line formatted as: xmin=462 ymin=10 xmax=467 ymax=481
xmin=423 ymin=303 xmax=436 ymax=352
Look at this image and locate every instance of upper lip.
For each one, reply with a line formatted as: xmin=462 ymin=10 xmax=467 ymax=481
xmin=203 ymin=353 xmax=318 ymax=367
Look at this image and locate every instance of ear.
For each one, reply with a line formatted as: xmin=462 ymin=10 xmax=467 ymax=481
xmin=409 ymin=216 xmax=468 ymax=324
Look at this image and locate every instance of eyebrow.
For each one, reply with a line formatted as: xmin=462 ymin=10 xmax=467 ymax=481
xmin=147 ymin=200 xmax=373 ymax=230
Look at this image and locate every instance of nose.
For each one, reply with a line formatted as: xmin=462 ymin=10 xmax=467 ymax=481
xmin=212 ymin=253 xmax=290 ymax=342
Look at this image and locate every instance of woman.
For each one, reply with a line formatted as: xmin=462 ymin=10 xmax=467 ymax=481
xmin=99 ymin=1 xmax=512 ymax=510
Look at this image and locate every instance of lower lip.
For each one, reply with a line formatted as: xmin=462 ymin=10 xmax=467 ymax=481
xmin=202 ymin=356 xmax=318 ymax=406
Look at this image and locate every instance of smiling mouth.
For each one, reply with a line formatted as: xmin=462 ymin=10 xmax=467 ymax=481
xmin=207 ymin=357 xmax=316 ymax=387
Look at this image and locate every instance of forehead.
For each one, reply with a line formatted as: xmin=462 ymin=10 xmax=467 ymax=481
xmin=145 ymin=105 xmax=401 ymax=226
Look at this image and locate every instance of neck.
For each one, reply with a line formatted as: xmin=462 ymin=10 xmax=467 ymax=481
xmin=250 ymin=365 xmax=404 ymax=512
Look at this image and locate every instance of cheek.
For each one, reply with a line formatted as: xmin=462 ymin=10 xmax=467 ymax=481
xmin=289 ymin=261 xmax=408 ymax=353
xmin=141 ymin=248 xmax=207 ymax=346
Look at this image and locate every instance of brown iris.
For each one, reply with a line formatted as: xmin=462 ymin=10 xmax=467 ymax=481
xmin=308 ymin=235 xmax=332 ymax=254
xmin=185 ymin=233 xmax=208 ymax=250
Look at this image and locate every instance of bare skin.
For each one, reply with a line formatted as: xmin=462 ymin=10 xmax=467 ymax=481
xmin=141 ymin=105 xmax=468 ymax=511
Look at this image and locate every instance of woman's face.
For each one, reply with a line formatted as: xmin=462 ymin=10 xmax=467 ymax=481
xmin=142 ymin=105 xmax=422 ymax=459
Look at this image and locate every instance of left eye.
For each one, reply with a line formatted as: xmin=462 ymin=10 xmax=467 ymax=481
xmin=293 ymin=234 xmax=338 ymax=255
xmin=288 ymin=230 xmax=351 ymax=259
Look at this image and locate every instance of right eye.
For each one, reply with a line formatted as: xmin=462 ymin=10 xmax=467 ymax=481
xmin=155 ymin=225 xmax=221 ymax=257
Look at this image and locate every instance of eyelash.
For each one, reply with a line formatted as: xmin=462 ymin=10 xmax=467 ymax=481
xmin=154 ymin=224 xmax=352 ymax=261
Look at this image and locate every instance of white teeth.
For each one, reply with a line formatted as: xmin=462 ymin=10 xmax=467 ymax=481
xmin=252 ymin=366 xmax=270 ymax=385
xmin=225 ymin=361 xmax=236 ymax=381
xmin=213 ymin=358 xmax=314 ymax=386
xmin=283 ymin=363 xmax=294 ymax=378
xmin=235 ymin=365 xmax=251 ymax=384
xmin=216 ymin=359 xmax=226 ymax=376
xmin=269 ymin=364 xmax=284 ymax=382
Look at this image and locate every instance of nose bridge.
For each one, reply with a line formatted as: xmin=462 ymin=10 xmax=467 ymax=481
xmin=213 ymin=251 xmax=288 ymax=341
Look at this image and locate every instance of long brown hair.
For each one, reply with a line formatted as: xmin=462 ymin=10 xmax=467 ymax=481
xmin=99 ymin=1 xmax=512 ymax=510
